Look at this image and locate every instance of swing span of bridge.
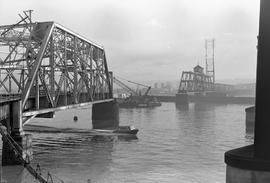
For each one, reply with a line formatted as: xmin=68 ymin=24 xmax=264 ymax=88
xmin=0 ymin=11 xmax=120 ymax=175
xmin=0 ymin=10 xmax=115 ymax=127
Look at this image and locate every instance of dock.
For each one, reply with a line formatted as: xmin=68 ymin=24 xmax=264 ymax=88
xmin=155 ymin=95 xmax=255 ymax=104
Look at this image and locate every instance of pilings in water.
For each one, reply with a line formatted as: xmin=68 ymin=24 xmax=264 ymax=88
xmin=225 ymin=1 xmax=270 ymax=182
xmin=92 ymin=100 xmax=119 ymax=129
xmin=1 ymin=100 xmax=33 ymax=166
xmin=2 ymin=132 xmax=33 ymax=166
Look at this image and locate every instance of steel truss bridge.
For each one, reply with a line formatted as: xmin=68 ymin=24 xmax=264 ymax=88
xmin=0 ymin=11 xmax=114 ymax=125
xmin=178 ymin=71 xmax=215 ymax=93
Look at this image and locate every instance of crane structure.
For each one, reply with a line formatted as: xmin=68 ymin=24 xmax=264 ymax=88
xmin=113 ymin=77 xmax=151 ymax=97
xmin=126 ymin=80 xmax=151 ymax=96
xmin=113 ymin=76 xmax=161 ymax=108
xmin=113 ymin=77 xmax=137 ymax=96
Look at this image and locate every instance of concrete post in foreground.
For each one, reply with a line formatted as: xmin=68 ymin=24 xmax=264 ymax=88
xmin=92 ymin=100 xmax=119 ymax=129
xmin=10 ymin=101 xmax=24 ymax=137
xmin=225 ymin=1 xmax=270 ymax=182
xmin=245 ymin=106 xmax=255 ymax=134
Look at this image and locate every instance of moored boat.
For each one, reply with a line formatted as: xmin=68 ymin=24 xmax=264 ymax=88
xmin=113 ymin=126 xmax=139 ymax=135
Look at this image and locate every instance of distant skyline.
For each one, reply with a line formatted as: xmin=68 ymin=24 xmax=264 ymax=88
xmin=0 ymin=0 xmax=260 ymax=82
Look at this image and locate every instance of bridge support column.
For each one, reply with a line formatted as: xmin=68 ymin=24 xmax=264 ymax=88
xmin=10 ymin=100 xmax=24 ymax=137
xmin=175 ymin=92 xmax=188 ymax=105
xmin=2 ymin=100 xmax=33 ymax=166
xmin=92 ymin=100 xmax=119 ymax=129
xmin=225 ymin=1 xmax=270 ymax=182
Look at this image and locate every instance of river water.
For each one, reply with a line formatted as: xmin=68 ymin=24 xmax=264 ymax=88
xmin=0 ymin=102 xmax=253 ymax=183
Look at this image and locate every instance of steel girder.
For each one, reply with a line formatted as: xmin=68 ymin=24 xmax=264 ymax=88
xmin=0 ymin=12 xmax=113 ymax=111
xmin=178 ymin=71 xmax=214 ymax=92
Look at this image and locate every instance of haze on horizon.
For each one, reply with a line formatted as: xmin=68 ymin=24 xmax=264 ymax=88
xmin=0 ymin=0 xmax=259 ymax=82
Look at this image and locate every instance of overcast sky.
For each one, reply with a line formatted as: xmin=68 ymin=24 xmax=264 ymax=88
xmin=0 ymin=0 xmax=260 ymax=82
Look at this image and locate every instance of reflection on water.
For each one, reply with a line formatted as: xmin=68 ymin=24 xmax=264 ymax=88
xmin=32 ymin=132 xmax=139 ymax=183
xmin=33 ymin=133 xmax=115 ymax=183
xmin=0 ymin=102 xmax=253 ymax=183
xmin=175 ymin=103 xmax=189 ymax=111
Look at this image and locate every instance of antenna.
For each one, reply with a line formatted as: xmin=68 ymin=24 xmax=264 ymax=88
xmin=205 ymin=39 xmax=215 ymax=83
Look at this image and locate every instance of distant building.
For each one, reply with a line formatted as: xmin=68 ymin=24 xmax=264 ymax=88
xmin=161 ymin=83 xmax=165 ymax=89
xmin=154 ymin=82 xmax=158 ymax=89
xmin=166 ymin=81 xmax=172 ymax=92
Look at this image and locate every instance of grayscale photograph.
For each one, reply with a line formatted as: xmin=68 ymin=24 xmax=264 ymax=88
xmin=0 ymin=0 xmax=266 ymax=182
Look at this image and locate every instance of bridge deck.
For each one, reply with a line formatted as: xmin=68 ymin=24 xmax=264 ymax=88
xmin=23 ymin=98 xmax=114 ymax=117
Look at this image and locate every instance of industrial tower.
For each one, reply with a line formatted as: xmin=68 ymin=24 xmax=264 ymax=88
xmin=205 ymin=39 xmax=215 ymax=84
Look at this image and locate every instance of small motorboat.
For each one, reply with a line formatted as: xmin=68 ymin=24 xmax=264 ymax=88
xmin=113 ymin=126 xmax=139 ymax=135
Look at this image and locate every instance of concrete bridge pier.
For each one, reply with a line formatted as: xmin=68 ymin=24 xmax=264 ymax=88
xmin=175 ymin=92 xmax=189 ymax=105
xmin=2 ymin=100 xmax=33 ymax=166
xmin=92 ymin=100 xmax=119 ymax=129
xmin=225 ymin=1 xmax=270 ymax=182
